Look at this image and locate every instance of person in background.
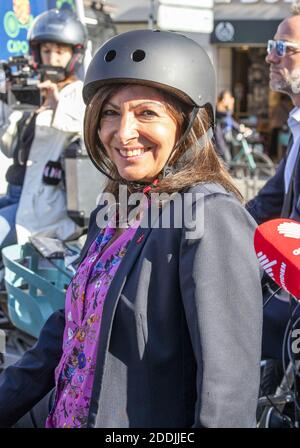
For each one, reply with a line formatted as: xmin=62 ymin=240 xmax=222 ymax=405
xmin=246 ymin=8 xmax=300 ymax=394
xmin=0 ymin=107 xmax=35 ymax=252
xmin=216 ymin=90 xmax=236 ymax=132
xmin=0 ymin=8 xmax=87 ymax=259
xmin=268 ymin=93 xmax=292 ymax=162
xmin=215 ymin=89 xmax=244 ymax=163
xmin=0 ymin=97 xmax=12 ymax=290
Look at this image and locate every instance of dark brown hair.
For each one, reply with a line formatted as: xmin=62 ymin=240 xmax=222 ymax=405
xmin=84 ymin=83 xmax=243 ymax=202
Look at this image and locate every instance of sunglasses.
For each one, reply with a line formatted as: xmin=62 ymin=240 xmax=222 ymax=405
xmin=267 ymin=39 xmax=300 ymax=57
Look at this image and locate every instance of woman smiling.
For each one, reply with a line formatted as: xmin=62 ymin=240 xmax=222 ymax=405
xmin=0 ymin=29 xmax=262 ymax=429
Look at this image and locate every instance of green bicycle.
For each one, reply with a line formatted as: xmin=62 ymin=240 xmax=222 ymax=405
xmin=228 ymin=127 xmax=276 ymax=180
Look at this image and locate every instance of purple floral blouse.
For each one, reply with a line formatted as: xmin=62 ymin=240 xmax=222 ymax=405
xmin=45 ymin=223 xmax=139 ymax=428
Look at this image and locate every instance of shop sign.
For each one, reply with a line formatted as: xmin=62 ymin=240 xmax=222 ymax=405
xmin=158 ymin=0 xmax=214 ymax=33
xmin=159 ymin=0 xmax=213 ymax=6
xmin=0 ymin=0 xmax=76 ymax=60
xmin=215 ymin=21 xmax=235 ymax=41
xmin=215 ymin=0 xmax=292 ymax=3
xmin=212 ymin=19 xmax=280 ymax=43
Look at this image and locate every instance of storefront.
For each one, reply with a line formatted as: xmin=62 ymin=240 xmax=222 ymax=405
xmin=0 ymin=0 xmax=81 ymax=60
xmin=211 ymin=0 xmax=293 ymax=122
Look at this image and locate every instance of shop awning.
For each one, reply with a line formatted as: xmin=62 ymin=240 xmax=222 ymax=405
xmin=211 ymin=19 xmax=280 ymax=44
xmin=214 ymin=2 xmax=291 ymax=21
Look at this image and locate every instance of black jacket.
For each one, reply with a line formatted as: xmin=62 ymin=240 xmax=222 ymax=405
xmin=246 ymin=137 xmax=300 ymax=222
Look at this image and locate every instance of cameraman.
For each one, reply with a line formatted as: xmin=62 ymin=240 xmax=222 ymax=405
xmin=0 ymin=9 xmax=87 ymax=258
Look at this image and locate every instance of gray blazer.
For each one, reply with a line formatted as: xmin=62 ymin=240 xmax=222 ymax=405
xmin=85 ymin=182 xmax=263 ymax=428
xmin=0 ymin=182 xmax=263 ymax=428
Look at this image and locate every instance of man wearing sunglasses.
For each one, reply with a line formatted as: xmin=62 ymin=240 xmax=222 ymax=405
xmin=247 ymin=12 xmax=300 ymax=224
xmin=246 ymin=10 xmax=300 ymax=405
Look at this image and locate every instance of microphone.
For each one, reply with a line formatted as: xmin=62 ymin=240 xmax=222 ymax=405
xmin=254 ymin=218 xmax=300 ymax=300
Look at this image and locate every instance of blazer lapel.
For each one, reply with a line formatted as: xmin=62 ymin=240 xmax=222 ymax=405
xmin=97 ymin=220 xmax=152 ymax=341
xmin=87 ymin=218 xmax=153 ymax=427
xmin=76 ymin=205 xmax=104 ymax=265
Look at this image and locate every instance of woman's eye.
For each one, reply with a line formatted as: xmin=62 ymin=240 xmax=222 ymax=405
xmin=102 ymin=109 xmax=118 ymax=116
xmin=140 ymin=110 xmax=158 ymax=117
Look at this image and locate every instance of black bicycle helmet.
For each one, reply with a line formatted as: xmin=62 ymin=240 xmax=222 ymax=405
xmin=84 ymin=30 xmax=215 ymax=112
xmin=28 ymin=8 xmax=87 ymax=75
xmin=83 ymin=29 xmax=216 ymax=179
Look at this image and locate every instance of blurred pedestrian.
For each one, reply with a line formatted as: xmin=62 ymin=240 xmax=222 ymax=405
xmin=0 ymin=9 xmax=87 ymax=255
xmin=214 ymin=90 xmax=237 ymax=162
xmin=268 ymin=93 xmax=292 ymax=161
xmin=215 ymin=89 xmax=251 ymax=163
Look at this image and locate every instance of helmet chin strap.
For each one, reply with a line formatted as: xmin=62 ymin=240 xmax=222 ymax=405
xmin=65 ymin=49 xmax=84 ymax=76
xmin=124 ymin=124 xmax=214 ymax=188
xmin=161 ymin=106 xmax=214 ymax=178
xmin=33 ymin=45 xmax=83 ymax=80
xmin=162 ymin=126 xmax=214 ymax=178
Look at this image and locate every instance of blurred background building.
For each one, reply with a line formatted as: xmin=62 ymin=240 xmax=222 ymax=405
xmin=0 ymin=0 xmax=296 ymax=196
xmin=105 ymin=0 xmax=293 ymax=121
xmin=93 ymin=0 xmax=295 ymax=167
xmin=0 ymin=0 xmax=295 ymax=121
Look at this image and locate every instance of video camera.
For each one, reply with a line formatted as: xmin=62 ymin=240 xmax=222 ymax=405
xmin=0 ymin=55 xmax=41 ymax=110
xmin=0 ymin=55 xmax=66 ymax=111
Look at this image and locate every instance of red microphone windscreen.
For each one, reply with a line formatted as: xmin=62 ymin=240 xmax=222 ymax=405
xmin=254 ymin=218 xmax=300 ymax=300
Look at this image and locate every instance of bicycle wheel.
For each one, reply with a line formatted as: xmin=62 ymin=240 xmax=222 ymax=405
xmin=230 ymin=149 xmax=276 ymax=180
xmin=252 ymin=150 xmax=276 ymax=178
xmin=257 ymin=360 xmax=298 ymax=428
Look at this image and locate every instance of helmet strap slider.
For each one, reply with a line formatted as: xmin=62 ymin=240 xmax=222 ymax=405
xmin=161 ymin=126 xmax=214 ymax=178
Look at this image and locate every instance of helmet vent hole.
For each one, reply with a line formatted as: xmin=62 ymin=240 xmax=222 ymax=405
xmin=132 ymin=50 xmax=146 ymax=62
xmin=105 ymin=50 xmax=116 ymax=62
